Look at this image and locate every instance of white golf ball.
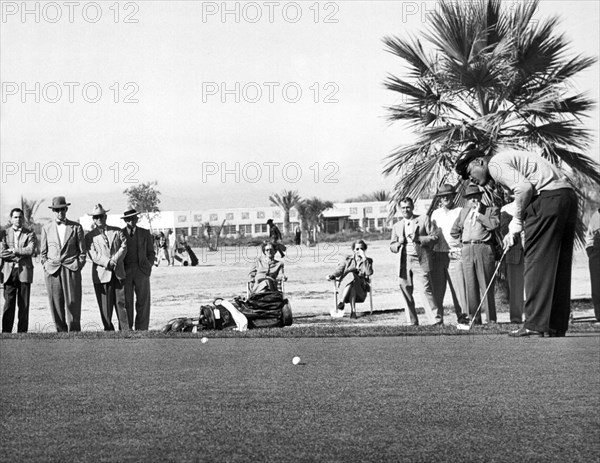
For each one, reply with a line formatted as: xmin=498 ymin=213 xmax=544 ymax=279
xmin=292 ymin=356 xmax=300 ymax=365
xmin=201 ymin=337 xmax=208 ymax=344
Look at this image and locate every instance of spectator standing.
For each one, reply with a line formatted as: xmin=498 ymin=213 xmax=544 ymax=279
xmin=585 ymin=208 xmax=600 ymax=323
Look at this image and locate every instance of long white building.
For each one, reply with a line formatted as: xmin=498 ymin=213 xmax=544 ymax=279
xmin=79 ymin=200 xmax=432 ymax=237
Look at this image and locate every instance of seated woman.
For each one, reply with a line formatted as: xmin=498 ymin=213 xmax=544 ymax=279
xmin=327 ymin=240 xmax=373 ymax=318
xmin=249 ymin=241 xmax=285 ymax=294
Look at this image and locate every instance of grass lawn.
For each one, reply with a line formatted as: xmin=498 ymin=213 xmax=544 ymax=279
xmin=1 ymin=333 xmax=599 ymax=462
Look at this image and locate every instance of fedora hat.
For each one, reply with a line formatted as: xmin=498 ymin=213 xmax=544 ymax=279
xmin=88 ymin=204 xmax=110 ymax=216
xmin=121 ymin=209 xmax=140 ymax=220
xmin=48 ymin=196 xmax=71 ymax=209
xmin=463 ymin=184 xmax=483 ymax=197
xmin=435 ymin=184 xmax=456 ymax=197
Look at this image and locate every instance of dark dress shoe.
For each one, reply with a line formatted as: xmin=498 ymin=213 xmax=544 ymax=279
xmin=547 ymin=329 xmax=566 ymax=337
xmin=336 ymin=302 xmax=345 ymax=311
xmin=508 ymin=327 xmax=544 ymax=337
xmin=433 ymin=320 xmax=443 ymax=326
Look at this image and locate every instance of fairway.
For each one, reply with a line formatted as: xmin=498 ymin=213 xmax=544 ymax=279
xmin=1 ymin=335 xmax=599 ymax=462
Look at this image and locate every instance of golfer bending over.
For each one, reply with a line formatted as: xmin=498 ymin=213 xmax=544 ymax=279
xmin=455 ymin=146 xmax=577 ymax=337
xmin=327 ymin=240 xmax=373 ymax=318
xmin=249 ymin=241 xmax=285 ymax=294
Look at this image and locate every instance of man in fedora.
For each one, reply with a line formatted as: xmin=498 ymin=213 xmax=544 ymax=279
xmin=41 ymin=196 xmax=87 ymax=332
xmin=266 ymin=219 xmax=286 ymax=258
xmin=455 ymin=147 xmax=577 ymax=337
xmin=1 ymin=208 xmax=38 ymax=332
xmin=430 ymin=185 xmax=469 ymax=325
xmin=121 ymin=209 xmax=155 ymax=330
xmin=85 ymin=204 xmax=129 ymax=331
xmin=450 ymin=184 xmax=500 ymax=324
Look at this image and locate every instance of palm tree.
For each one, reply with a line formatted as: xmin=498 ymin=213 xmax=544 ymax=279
xmin=344 ymin=190 xmax=390 ymax=202
xmin=269 ymin=190 xmax=301 ymax=235
xmin=20 ymin=196 xmax=44 ymax=228
xmin=295 ymin=198 xmax=334 ymax=244
xmin=382 ymin=0 xmax=599 ymax=241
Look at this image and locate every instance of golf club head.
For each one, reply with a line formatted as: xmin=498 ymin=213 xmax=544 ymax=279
xmin=456 ymin=323 xmax=471 ymax=331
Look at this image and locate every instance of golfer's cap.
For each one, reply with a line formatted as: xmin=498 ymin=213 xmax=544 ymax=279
xmin=455 ymin=149 xmax=486 ymax=180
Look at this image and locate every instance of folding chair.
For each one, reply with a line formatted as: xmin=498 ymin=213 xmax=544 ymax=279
xmin=332 ymin=274 xmax=373 ymax=318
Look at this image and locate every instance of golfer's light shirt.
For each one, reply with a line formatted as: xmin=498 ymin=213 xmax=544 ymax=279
xmin=488 ymin=149 xmax=571 ymax=232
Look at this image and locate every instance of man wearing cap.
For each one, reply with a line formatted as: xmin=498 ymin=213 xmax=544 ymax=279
xmin=266 ymin=219 xmax=286 ymax=258
xmin=41 ymin=196 xmax=87 ymax=332
xmin=430 ymin=185 xmax=469 ymax=325
xmin=455 ymin=147 xmax=577 ymax=337
xmin=85 ymin=205 xmax=129 ymax=331
xmin=390 ymin=197 xmax=440 ymax=325
xmin=1 ymin=208 xmax=37 ymax=333
xmin=450 ymin=185 xmax=500 ymax=324
xmin=121 ymin=209 xmax=155 ymax=330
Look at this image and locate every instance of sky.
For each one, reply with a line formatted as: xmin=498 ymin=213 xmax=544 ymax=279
xmin=1 ymin=0 xmax=599 ymax=221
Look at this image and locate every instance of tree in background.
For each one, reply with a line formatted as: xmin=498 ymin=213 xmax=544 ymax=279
xmin=382 ymin=0 xmax=599 ymax=242
xmin=123 ymin=181 xmax=161 ymax=231
xmin=20 ymin=196 xmax=44 ymax=229
xmin=295 ymin=198 xmax=334 ymax=244
xmin=269 ymin=190 xmax=301 ymax=235
xmin=344 ymin=190 xmax=390 ymax=203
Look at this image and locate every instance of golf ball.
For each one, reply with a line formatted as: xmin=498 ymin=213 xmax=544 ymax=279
xmin=201 ymin=337 xmax=208 ymax=344
xmin=292 ymin=356 xmax=300 ymax=365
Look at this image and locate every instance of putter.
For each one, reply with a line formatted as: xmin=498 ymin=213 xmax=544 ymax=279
xmin=456 ymin=247 xmax=508 ymax=331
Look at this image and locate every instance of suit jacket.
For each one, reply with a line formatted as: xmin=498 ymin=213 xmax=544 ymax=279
xmin=41 ymin=220 xmax=86 ymax=275
xmin=330 ymin=255 xmax=373 ymax=280
xmin=450 ymin=205 xmax=500 ymax=243
xmin=390 ymin=215 xmax=438 ymax=277
xmin=85 ymin=226 xmax=127 ymax=284
xmin=1 ymin=227 xmax=37 ymax=283
xmin=122 ymin=227 xmax=155 ymax=277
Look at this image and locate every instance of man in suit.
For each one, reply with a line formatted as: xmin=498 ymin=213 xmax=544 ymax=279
xmin=85 ymin=204 xmax=129 ymax=331
xmin=41 ymin=196 xmax=86 ymax=332
xmin=390 ymin=197 xmax=440 ymax=326
xmin=585 ymin=208 xmax=600 ymax=323
xmin=121 ymin=209 xmax=155 ymax=330
xmin=450 ymin=184 xmax=500 ymax=324
xmin=1 ymin=208 xmax=37 ymax=332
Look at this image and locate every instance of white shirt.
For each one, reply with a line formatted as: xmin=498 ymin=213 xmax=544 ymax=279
xmin=57 ymin=222 xmax=67 ymax=247
xmin=431 ymin=207 xmax=461 ymax=251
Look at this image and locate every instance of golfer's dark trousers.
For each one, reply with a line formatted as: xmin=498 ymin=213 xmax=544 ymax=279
xmin=462 ymin=243 xmax=496 ymax=323
xmin=94 ymin=274 xmax=130 ymax=331
xmin=589 ymin=242 xmax=600 ymax=322
xmin=523 ymin=188 xmax=577 ymax=333
xmin=506 ymin=238 xmax=524 ymax=323
xmin=2 ymin=269 xmax=31 ymax=333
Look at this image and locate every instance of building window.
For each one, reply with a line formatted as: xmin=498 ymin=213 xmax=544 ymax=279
xmin=222 ymin=225 xmax=236 ymax=235
xmin=194 ymin=214 xmax=202 ymax=222
xmin=241 ymin=212 xmax=250 ymax=220
xmin=175 ymin=227 xmax=188 ymax=237
xmin=254 ymin=224 xmax=268 ymax=234
xmin=377 ymin=218 xmax=386 ymax=228
xmin=191 ymin=227 xmax=201 ymax=236
xmin=178 ymin=215 xmax=187 ymax=223
xmin=257 ymin=211 xmax=265 ymax=219
xmin=365 ymin=207 xmax=373 ymax=214
xmin=226 ymin=213 xmax=234 ymax=220
xmin=240 ymin=224 xmax=252 ymax=234
xmin=210 ymin=213 xmax=218 ymax=222
xmin=347 ymin=219 xmax=360 ymax=230
xmin=368 ymin=218 xmax=375 ymax=229
xmin=349 ymin=207 xmax=358 ymax=215
xmin=379 ymin=205 xmax=387 ymax=213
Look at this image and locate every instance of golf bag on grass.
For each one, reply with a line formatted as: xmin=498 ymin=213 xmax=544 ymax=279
xmin=162 ymin=290 xmax=293 ymax=333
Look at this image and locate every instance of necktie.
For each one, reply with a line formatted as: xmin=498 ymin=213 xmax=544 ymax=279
xmin=101 ymin=228 xmax=110 ymax=247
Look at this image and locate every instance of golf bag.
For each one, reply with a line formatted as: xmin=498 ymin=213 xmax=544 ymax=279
xmin=234 ymin=289 xmax=293 ymax=328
